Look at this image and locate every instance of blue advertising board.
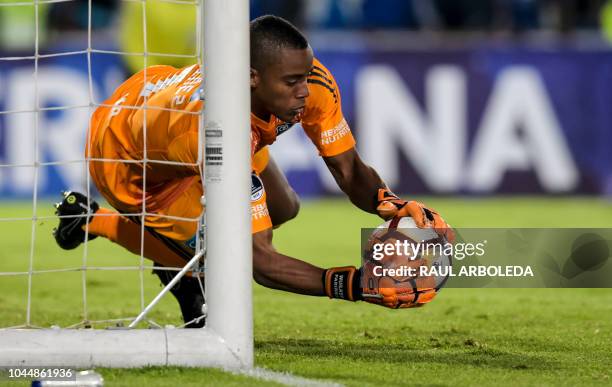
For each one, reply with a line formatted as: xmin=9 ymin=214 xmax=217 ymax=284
xmin=0 ymin=43 xmax=611 ymax=198
xmin=279 ymin=47 xmax=612 ymax=196
xmin=0 ymin=48 xmax=126 ymax=198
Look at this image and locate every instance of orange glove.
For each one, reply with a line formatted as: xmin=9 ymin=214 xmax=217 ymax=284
xmin=375 ymin=188 xmax=455 ymax=242
xmin=360 ymin=260 xmax=437 ymax=309
xmin=323 ymin=264 xmax=438 ymax=309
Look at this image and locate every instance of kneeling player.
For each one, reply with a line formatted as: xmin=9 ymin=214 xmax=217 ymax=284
xmin=53 ymin=15 xmax=453 ymax=326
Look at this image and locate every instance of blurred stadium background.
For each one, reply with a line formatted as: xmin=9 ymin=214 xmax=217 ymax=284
xmin=1 ymin=0 xmax=612 ymax=198
xmin=1 ymin=1 xmax=612 ymax=385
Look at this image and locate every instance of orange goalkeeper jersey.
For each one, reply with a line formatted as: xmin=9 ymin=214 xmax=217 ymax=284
xmin=88 ymin=59 xmax=355 ymax=238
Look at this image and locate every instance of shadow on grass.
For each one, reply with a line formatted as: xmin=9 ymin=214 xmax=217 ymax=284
xmin=256 ymin=338 xmax=552 ymax=371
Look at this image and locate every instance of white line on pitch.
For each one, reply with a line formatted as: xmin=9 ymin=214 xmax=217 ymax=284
xmin=231 ymin=367 xmax=344 ymax=387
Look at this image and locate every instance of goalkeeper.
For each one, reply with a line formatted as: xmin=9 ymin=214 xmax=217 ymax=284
xmin=54 ymin=15 xmax=453 ymax=326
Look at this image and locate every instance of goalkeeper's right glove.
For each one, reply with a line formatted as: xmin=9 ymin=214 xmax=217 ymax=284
xmin=375 ymin=188 xmax=455 ymax=242
xmin=323 ymin=265 xmax=437 ymax=309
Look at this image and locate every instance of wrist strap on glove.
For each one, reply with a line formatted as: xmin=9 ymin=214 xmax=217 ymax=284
xmin=323 ymin=266 xmax=362 ymax=301
xmin=375 ymin=188 xmax=401 ymax=206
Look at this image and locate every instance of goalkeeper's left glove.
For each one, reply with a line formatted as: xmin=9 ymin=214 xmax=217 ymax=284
xmin=323 ymin=266 xmax=437 ymax=309
xmin=375 ymin=188 xmax=455 ymax=242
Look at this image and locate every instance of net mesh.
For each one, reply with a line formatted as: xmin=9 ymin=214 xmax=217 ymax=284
xmin=0 ymin=0 xmax=204 ymax=329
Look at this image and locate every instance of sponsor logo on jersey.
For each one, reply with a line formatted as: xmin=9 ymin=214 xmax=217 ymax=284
xmin=275 ymin=122 xmax=294 ymax=136
xmin=139 ymin=65 xmax=196 ymax=97
xmin=251 ymin=202 xmax=269 ymax=220
xmin=251 ymin=173 xmax=264 ymax=201
xmin=321 ymin=118 xmax=350 ymax=146
xmin=189 ymin=88 xmax=204 ymax=102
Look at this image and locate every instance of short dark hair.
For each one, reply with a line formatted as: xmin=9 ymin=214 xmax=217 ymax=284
xmin=250 ymin=15 xmax=309 ymax=71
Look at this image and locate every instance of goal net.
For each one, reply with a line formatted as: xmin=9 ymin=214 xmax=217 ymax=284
xmin=0 ymin=0 xmax=252 ymax=368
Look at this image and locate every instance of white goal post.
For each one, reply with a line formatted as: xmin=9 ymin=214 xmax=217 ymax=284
xmin=0 ymin=0 xmax=253 ymax=369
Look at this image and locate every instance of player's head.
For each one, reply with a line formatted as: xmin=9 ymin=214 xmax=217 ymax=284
xmin=250 ymin=15 xmax=313 ymax=123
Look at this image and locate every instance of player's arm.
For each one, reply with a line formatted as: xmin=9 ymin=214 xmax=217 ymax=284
xmin=323 ymin=147 xmax=384 ymax=214
xmin=324 ymin=148 xmax=455 ymax=241
xmin=249 ymin=154 xmax=438 ymax=307
xmin=252 ymin=228 xmax=432 ymax=308
xmin=302 ymin=60 xmax=452 ymax=240
xmin=252 ymin=228 xmax=325 ymax=296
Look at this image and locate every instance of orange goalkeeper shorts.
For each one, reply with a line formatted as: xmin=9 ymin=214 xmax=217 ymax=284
xmin=92 ymin=146 xmax=273 ymax=242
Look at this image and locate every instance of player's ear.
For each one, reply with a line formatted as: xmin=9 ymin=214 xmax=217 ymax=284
xmin=250 ymin=68 xmax=260 ymax=89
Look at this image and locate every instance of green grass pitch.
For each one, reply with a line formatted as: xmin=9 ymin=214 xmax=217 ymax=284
xmin=0 ymin=197 xmax=611 ymax=386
